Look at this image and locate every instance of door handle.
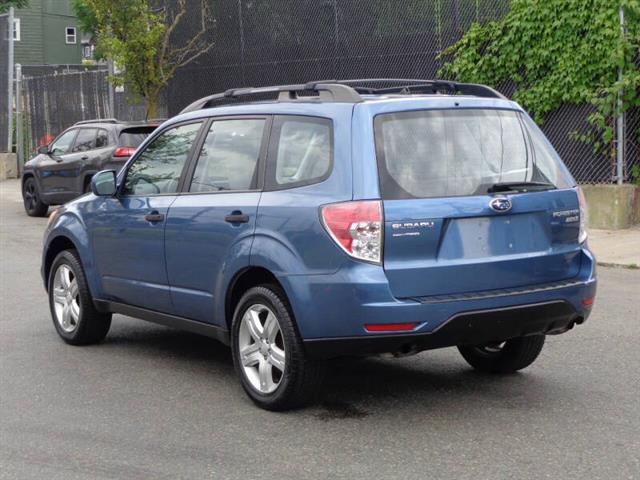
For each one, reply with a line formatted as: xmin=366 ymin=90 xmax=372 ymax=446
xmin=225 ymin=212 xmax=250 ymax=224
xmin=81 ymin=156 xmax=89 ymax=160
xmin=144 ymin=211 xmax=165 ymax=223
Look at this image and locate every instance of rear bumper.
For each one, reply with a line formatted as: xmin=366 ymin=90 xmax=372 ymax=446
xmin=281 ymin=247 xmax=597 ymax=358
xmin=304 ymin=300 xmax=582 ymax=358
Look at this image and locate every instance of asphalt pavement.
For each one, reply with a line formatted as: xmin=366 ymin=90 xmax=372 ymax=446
xmin=1 ymin=179 xmax=639 ymax=480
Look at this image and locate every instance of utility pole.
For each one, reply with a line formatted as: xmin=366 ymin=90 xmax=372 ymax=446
xmin=107 ymin=58 xmax=115 ymax=117
xmin=616 ymin=5 xmax=625 ymax=185
xmin=6 ymin=6 xmax=14 ymax=153
xmin=15 ymin=63 xmax=22 ymax=175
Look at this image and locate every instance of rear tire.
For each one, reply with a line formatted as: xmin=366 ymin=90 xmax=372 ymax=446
xmin=48 ymin=249 xmax=112 ymax=345
xmin=231 ymin=285 xmax=325 ymax=411
xmin=22 ymin=177 xmax=48 ymax=217
xmin=458 ymin=335 xmax=545 ymax=373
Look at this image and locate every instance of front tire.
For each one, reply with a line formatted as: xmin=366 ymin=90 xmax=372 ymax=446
xmin=231 ymin=285 xmax=325 ymax=411
xmin=458 ymin=335 xmax=545 ymax=373
xmin=22 ymin=177 xmax=48 ymax=217
xmin=48 ymin=249 xmax=112 ymax=345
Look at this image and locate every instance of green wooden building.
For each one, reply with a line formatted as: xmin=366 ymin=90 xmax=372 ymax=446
xmin=12 ymin=0 xmax=86 ymax=66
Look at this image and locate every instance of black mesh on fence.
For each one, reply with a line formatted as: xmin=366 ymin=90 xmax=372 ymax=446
xmin=626 ymin=107 xmax=640 ymax=184
xmin=0 ymin=15 xmax=9 ymax=153
xmin=165 ymin=0 xmax=637 ymax=184
xmin=20 ymin=68 xmax=151 ymax=155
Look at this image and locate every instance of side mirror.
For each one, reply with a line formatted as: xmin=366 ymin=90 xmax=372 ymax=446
xmin=37 ymin=145 xmax=50 ymax=155
xmin=90 ymin=170 xmax=117 ymax=196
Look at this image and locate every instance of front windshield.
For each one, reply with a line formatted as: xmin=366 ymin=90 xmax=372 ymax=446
xmin=374 ymin=109 xmax=572 ymax=199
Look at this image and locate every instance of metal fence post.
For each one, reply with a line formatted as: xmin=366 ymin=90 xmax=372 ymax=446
xmin=6 ymin=6 xmax=14 ymax=152
xmin=616 ymin=5 xmax=625 ymax=185
xmin=107 ymin=58 xmax=115 ymax=117
xmin=15 ymin=62 xmax=22 ymax=175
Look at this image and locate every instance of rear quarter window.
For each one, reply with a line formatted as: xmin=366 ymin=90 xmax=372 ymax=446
xmin=118 ymin=127 xmax=157 ymax=148
xmin=266 ymin=116 xmax=333 ymax=190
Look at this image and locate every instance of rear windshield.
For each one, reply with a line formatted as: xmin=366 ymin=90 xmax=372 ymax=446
xmin=118 ymin=127 xmax=157 ymax=147
xmin=374 ymin=109 xmax=572 ymax=199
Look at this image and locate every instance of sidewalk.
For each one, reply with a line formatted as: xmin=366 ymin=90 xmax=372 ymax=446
xmin=589 ymin=227 xmax=640 ymax=269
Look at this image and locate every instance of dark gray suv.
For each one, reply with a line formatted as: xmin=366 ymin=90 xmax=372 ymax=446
xmin=22 ymin=119 xmax=159 ymax=217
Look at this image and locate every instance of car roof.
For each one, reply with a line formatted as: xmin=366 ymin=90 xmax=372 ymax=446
xmin=167 ymin=94 xmax=521 ymax=128
xmin=167 ymin=80 xmax=522 ymax=127
xmin=72 ymin=119 xmax=162 ymax=130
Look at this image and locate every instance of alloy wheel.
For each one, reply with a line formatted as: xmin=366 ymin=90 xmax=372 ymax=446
xmin=24 ymin=181 xmax=37 ymax=211
xmin=476 ymin=341 xmax=506 ymax=355
xmin=52 ymin=264 xmax=81 ymax=333
xmin=238 ymin=304 xmax=286 ymax=394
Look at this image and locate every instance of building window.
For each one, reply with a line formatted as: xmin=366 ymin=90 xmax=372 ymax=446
xmin=65 ymin=27 xmax=77 ymax=44
xmin=13 ymin=18 xmax=20 ymax=42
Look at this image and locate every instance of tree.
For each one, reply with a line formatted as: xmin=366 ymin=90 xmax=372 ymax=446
xmin=0 ymin=0 xmax=29 ymax=13
xmin=439 ymin=0 xmax=640 ymax=161
xmin=72 ymin=0 xmax=102 ymax=59
xmin=79 ymin=0 xmax=215 ymax=118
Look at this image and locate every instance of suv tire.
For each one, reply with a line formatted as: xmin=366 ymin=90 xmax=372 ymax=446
xmin=458 ymin=335 xmax=545 ymax=373
xmin=48 ymin=249 xmax=112 ymax=345
xmin=231 ymin=285 xmax=325 ymax=411
xmin=22 ymin=177 xmax=48 ymax=217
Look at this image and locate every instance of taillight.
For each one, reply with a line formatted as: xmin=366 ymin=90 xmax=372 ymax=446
xmin=577 ymin=187 xmax=588 ymax=243
xmin=321 ymin=200 xmax=383 ymax=264
xmin=114 ymin=147 xmax=136 ymax=158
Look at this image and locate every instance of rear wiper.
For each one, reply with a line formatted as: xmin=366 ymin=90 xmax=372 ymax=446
xmin=487 ymin=181 xmax=556 ymax=193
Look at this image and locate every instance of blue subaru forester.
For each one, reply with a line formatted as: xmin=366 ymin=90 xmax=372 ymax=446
xmin=42 ymin=80 xmax=597 ymax=410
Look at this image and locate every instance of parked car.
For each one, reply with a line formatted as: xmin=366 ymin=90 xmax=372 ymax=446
xmin=41 ymin=80 xmax=597 ymax=410
xmin=21 ymin=119 xmax=160 ymax=217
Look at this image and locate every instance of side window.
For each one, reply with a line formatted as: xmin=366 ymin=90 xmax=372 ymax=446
xmin=189 ymin=119 xmax=265 ymax=193
xmin=50 ymin=129 xmax=78 ymax=156
xmin=72 ymin=129 xmax=97 ymax=152
xmin=268 ymin=116 xmax=332 ymax=188
xmin=96 ymin=129 xmax=110 ymax=148
xmin=123 ymin=122 xmax=202 ymax=195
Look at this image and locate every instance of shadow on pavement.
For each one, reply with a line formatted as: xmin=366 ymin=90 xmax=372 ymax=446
xmin=96 ymin=317 xmax=560 ymax=420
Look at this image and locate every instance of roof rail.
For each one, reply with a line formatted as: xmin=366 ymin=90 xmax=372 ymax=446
xmin=75 ymin=118 xmax=120 ymax=125
xmin=317 ymin=79 xmax=507 ymax=99
xmin=180 ymin=82 xmax=363 ymax=114
xmin=179 ymin=78 xmax=507 ymax=114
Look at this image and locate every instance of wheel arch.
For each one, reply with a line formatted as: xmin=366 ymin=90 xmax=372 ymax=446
xmin=43 ymin=212 xmax=99 ymax=298
xmin=43 ymin=235 xmax=80 ymax=289
xmin=21 ymin=171 xmax=38 ymax=189
xmin=82 ymin=172 xmax=96 ymax=192
xmin=224 ymin=267 xmax=288 ymax=329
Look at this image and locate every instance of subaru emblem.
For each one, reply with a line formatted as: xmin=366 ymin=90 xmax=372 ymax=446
xmin=489 ymin=196 xmax=512 ymax=213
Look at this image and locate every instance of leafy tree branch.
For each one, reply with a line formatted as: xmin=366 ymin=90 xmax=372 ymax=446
xmin=77 ymin=0 xmax=215 ymax=119
xmin=439 ymin=0 xmax=639 ymax=164
xmin=0 ymin=0 xmax=29 ymax=13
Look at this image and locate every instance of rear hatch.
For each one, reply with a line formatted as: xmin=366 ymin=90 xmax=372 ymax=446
xmin=375 ymin=108 xmax=583 ymax=299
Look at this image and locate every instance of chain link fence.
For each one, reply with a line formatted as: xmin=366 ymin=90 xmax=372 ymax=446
xmin=166 ymin=0 xmax=638 ymax=184
xmin=0 ymin=13 xmax=10 ymax=153
xmin=19 ymin=67 xmax=152 ymax=156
